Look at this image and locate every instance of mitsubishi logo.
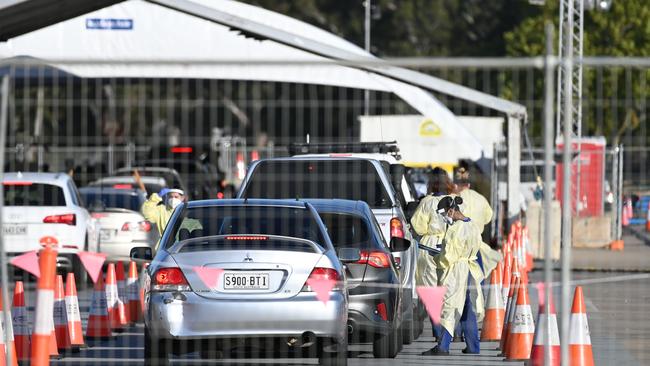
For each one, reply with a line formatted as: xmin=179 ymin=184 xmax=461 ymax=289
xmin=243 ymin=253 xmax=253 ymax=262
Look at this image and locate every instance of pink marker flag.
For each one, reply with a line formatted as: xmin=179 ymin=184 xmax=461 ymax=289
xmin=307 ymin=277 xmax=336 ymax=305
xmin=416 ymin=286 xmax=446 ymax=324
xmin=10 ymin=250 xmax=40 ymax=278
xmin=77 ymin=251 xmax=107 ymax=283
xmin=194 ymin=267 xmax=224 ymax=289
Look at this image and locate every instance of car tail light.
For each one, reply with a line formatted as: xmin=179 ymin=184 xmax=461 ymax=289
xmin=226 ymin=236 xmax=268 ymax=240
xmin=217 ymin=192 xmax=224 ymax=199
xmin=376 ymin=302 xmax=388 ymax=321
xmin=152 ymin=268 xmax=190 ymax=292
xmin=390 ymin=217 xmax=404 ymax=238
xmin=43 ymin=214 xmax=76 ymax=226
xmin=113 ymin=184 xmax=133 ymax=189
xmin=171 ymin=146 xmax=193 ymax=153
xmin=357 ymin=250 xmax=391 ymax=268
xmin=122 ymin=221 xmax=152 ymax=232
xmin=3 ymin=181 xmax=33 ymax=186
xmin=302 ymin=267 xmax=340 ymax=292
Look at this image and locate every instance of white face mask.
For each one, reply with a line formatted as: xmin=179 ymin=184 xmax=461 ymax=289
xmin=167 ymin=198 xmax=182 ymax=210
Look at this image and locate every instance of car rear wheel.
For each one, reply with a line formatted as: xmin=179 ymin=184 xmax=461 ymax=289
xmin=372 ymin=326 xmax=400 ymax=358
xmin=144 ymin=327 xmax=170 ymax=366
xmin=318 ymin=337 xmax=348 ymax=366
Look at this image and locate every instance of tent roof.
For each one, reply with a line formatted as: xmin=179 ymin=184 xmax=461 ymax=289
xmin=0 ymin=0 xmax=516 ymax=160
xmin=0 ymin=0 xmax=122 ymax=41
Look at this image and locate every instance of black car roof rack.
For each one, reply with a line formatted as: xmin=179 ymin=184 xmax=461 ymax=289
xmin=288 ymin=141 xmax=400 ymax=158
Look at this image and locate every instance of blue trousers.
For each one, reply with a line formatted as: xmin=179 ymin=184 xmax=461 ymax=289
xmin=438 ymin=286 xmax=480 ymax=353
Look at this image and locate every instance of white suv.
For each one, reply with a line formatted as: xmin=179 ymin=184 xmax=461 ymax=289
xmin=2 ymin=172 xmax=99 ymax=279
xmin=237 ymin=149 xmax=423 ymax=345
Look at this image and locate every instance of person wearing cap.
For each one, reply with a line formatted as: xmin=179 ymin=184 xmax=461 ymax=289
xmin=142 ymin=188 xmax=187 ymax=247
xmin=412 ymin=167 xmax=453 ymax=339
xmin=454 ymin=163 xmax=502 ymax=277
xmin=421 ymin=195 xmax=484 ymax=356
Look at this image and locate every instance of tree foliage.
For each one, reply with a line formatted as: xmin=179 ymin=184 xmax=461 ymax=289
xmin=505 ymin=0 xmax=650 ymax=143
xmin=242 ymin=0 xmax=533 ymax=57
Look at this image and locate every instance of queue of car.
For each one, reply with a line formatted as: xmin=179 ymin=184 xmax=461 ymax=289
xmin=2 ymin=142 xmax=424 ymax=365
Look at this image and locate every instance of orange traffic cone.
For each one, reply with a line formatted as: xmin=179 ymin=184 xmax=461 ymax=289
xmin=48 ymin=305 xmax=60 ymax=358
xmin=569 ymin=286 xmax=594 ymax=366
xmin=115 ymin=262 xmax=129 ymax=324
xmin=65 ymin=273 xmax=85 ymax=349
xmin=505 ymin=280 xmax=535 ymax=361
xmin=530 ymin=292 xmax=560 ymax=366
xmin=53 ymin=275 xmax=72 ymax=351
xmin=126 ymin=261 xmax=142 ymax=324
xmin=12 ymin=281 xmax=30 ymax=361
xmin=0 ymin=290 xmax=18 ymax=366
xmin=500 ymin=276 xmax=519 ymax=352
xmin=481 ymin=262 xmax=505 ymax=341
xmin=105 ymin=263 xmax=126 ymax=330
xmin=31 ymin=246 xmax=58 ymax=366
xmin=86 ymin=274 xmax=111 ymax=339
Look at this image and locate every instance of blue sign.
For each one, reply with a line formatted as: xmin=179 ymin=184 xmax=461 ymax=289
xmin=86 ymin=18 xmax=133 ymax=30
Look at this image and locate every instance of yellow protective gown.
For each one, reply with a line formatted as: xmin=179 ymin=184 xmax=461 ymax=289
xmin=141 ymin=193 xmax=202 ymax=251
xmin=459 ymin=188 xmax=502 ymax=276
xmin=141 ymin=193 xmax=175 ymax=237
xmin=412 ymin=195 xmax=447 ymax=287
xmin=435 ymin=220 xmax=485 ymax=335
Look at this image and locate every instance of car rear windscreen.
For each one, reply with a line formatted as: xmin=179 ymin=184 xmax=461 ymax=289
xmin=3 ymin=183 xmax=66 ymax=206
xmin=242 ymin=160 xmax=392 ymax=208
xmin=163 ymin=205 xmax=326 ymax=250
xmin=319 ymin=213 xmax=376 ymax=249
xmin=81 ymin=192 xmax=144 ymax=212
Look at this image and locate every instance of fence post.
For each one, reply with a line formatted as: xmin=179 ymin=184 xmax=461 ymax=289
xmin=0 ymin=74 xmax=15 ymax=366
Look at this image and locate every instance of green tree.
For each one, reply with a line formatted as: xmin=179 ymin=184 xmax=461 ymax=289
xmin=505 ymin=0 xmax=650 ymax=144
xmin=242 ymin=0 xmax=532 ymax=57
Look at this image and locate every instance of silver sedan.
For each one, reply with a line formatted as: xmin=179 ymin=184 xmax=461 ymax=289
xmin=132 ymin=199 xmax=354 ymax=366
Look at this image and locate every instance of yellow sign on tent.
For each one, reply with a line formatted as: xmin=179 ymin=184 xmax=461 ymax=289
xmin=418 ymin=119 xmax=442 ymax=137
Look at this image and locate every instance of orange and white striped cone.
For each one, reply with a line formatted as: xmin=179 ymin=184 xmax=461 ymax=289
xmin=481 ymin=262 xmax=505 ymax=341
xmin=530 ymin=293 xmax=560 ymax=366
xmin=569 ymin=286 xmax=594 ymax=366
xmin=115 ymin=262 xmax=129 ymax=324
xmin=126 ymin=261 xmax=142 ymax=324
xmin=53 ymin=275 xmax=71 ymax=352
xmin=0 ymin=291 xmax=19 ymax=366
xmin=86 ymin=274 xmax=111 ymax=340
xmin=105 ymin=263 xmax=126 ymax=330
xmin=48 ymin=303 xmax=60 ymax=359
xmin=499 ymin=276 xmax=519 ymax=352
xmin=504 ymin=279 xmax=535 ymax=361
xmin=139 ymin=263 xmax=149 ymax=318
xmin=31 ymin=245 xmax=58 ymax=366
xmin=64 ymin=273 xmax=85 ymax=349
xmin=12 ymin=281 xmax=30 ymax=361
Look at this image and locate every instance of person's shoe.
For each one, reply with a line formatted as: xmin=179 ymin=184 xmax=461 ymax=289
xmin=462 ymin=347 xmax=480 ymax=354
xmin=421 ymin=346 xmax=450 ymax=356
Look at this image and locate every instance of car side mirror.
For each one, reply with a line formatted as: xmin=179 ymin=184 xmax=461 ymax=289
xmin=337 ymin=248 xmax=361 ymax=263
xmin=405 ymin=200 xmax=419 ymax=221
xmin=130 ymin=246 xmax=153 ymax=261
xmin=390 ymin=237 xmax=411 ymax=252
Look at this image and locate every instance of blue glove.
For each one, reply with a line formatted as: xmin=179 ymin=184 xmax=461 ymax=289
xmin=158 ymin=188 xmax=170 ymax=197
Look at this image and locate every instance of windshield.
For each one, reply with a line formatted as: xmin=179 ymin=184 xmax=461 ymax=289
xmin=243 ymin=160 xmax=393 ymax=208
xmin=80 ymin=191 xmax=144 ymax=211
xmin=319 ymin=212 xmax=376 ymax=249
xmin=162 ymin=205 xmax=326 ymax=250
xmin=3 ymin=183 xmax=66 ymax=206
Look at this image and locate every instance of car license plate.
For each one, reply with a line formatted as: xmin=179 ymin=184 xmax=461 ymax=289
xmin=2 ymin=225 xmax=27 ymax=236
xmin=100 ymin=229 xmax=116 ymax=242
xmin=223 ymin=272 xmax=269 ymax=290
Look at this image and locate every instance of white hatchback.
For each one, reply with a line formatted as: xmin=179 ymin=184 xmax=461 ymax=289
xmin=2 ymin=172 xmax=99 ymax=278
